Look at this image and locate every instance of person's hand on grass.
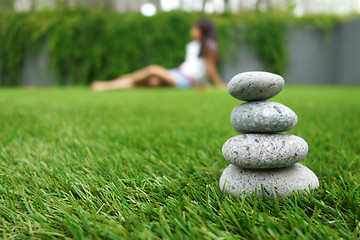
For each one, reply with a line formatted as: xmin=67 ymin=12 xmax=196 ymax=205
xmin=216 ymin=83 xmax=227 ymax=91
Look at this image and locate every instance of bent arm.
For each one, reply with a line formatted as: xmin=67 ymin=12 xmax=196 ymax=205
xmin=206 ymin=52 xmax=224 ymax=88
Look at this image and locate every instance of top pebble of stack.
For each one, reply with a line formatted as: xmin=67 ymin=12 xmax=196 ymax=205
xmin=228 ymin=71 xmax=285 ymax=101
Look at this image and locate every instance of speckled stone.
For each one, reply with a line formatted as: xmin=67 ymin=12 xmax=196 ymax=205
xmin=222 ymin=134 xmax=308 ymax=168
xmin=228 ymin=71 xmax=284 ymax=101
xmin=219 ymin=163 xmax=319 ymax=199
xmin=231 ymin=101 xmax=298 ymax=133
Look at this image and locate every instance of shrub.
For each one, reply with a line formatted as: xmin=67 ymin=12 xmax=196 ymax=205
xmin=0 ymin=9 xmax=347 ymax=86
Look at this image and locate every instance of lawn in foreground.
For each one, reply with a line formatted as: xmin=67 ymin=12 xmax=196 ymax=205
xmin=0 ymin=86 xmax=359 ymax=239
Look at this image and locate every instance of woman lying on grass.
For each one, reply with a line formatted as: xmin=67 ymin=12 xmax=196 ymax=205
xmin=91 ymin=18 xmax=224 ymax=91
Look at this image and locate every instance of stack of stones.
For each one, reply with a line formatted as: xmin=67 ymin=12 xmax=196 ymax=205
xmin=219 ymin=71 xmax=319 ymax=199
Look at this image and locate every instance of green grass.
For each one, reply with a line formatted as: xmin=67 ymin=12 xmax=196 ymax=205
xmin=0 ymin=86 xmax=359 ymax=239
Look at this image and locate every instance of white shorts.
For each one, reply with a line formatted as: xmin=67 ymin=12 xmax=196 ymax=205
xmin=169 ymin=68 xmax=195 ymax=88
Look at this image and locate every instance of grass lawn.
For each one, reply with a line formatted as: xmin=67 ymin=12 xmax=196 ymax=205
xmin=0 ymin=86 xmax=359 ymax=239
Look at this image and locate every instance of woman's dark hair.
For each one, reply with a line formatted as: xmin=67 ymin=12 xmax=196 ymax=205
xmin=196 ymin=18 xmax=219 ymax=61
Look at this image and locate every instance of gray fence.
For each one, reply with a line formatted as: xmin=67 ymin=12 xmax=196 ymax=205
xmin=20 ymin=18 xmax=360 ymax=86
xmin=222 ymin=18 xmax=360 ymax=84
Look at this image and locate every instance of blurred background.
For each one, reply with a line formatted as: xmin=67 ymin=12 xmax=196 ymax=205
xmin=6 ymin=0 xmax=360 ymax=15
xmin=1 ymin=0 xmax=360 ymax=86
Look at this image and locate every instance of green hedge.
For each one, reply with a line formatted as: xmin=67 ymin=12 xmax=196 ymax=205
xmin=0 ymin=9 xmax=347 ymax=86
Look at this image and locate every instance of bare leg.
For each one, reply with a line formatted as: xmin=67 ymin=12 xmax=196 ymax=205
xmin=91 ymin=65 xmax=175 ymax=91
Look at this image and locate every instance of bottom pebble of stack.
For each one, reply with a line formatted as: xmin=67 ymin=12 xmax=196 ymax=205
xmin=219 ymin=163 xmax=319 ymax=199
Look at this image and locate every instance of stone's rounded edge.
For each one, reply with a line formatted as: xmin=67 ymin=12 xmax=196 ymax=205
xmin=219 ymin=163 xmax=319 ymax=199
xmin=230 ymin=101 xmax=298 ymax=133
xmin=222 ymin=134 xmax=309 ymax=169
xmin=227 ymin=71 xmax=285 ymax=101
